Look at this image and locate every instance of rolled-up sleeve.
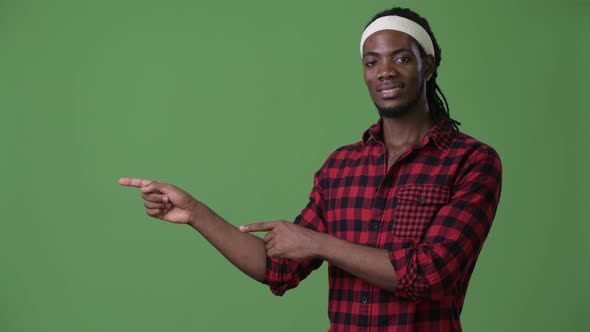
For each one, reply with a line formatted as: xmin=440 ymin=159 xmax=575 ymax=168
xmin=265 ymin=166 xmax=328 ymax=296
xmin=390 ymin=147 xmax=502 ymax=302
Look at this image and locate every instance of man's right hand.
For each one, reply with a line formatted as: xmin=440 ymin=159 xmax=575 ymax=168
xmin=119 ymin=178 xmax=202 ymax=225
xmin=119 ymin=177 xmax=271 ymax=282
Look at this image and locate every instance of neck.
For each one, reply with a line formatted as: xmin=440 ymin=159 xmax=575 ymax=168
xmin=381 ymin=104 xmax=435 ymax=150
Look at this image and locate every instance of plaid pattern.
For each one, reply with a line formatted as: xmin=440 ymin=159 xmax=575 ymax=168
xmin=265 ymin=120 xmax=502 ymax=332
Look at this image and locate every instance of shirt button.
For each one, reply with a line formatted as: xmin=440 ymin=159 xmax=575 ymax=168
xmin=418 ymin=195 xmax=425 ymax=202
xmin=370 ymin=221 xmax=379 ymax=231
xmin=361 ymin=296 xmax=369 ymax=304
xmin=377 ymin=154 xmax=383 ymax=159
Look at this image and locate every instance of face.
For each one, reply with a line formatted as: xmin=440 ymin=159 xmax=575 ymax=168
xmin=362 ymin=30 xmax=434 ymax=118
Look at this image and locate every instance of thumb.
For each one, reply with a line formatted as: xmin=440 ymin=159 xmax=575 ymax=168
xmin=140 ymin=181 xmax=171 ymax=196
xmin=140 ymin=181 xmax=157 ymax=193
xmin=140 ymin=181 xmax=192 ymax=208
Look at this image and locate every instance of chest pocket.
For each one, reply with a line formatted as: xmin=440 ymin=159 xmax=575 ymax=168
xmin=393 ymin=184 xmax=451 ymax=239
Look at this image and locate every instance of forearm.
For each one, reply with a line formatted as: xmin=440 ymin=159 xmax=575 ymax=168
xmin=315 ymin=233 xmax=398 ymax=292
xmin=188 ymin=203 xmax=268 ymax=283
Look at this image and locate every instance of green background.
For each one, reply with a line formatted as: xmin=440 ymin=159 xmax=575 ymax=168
xmin=1 ymin=0 xmax=588 ymax=331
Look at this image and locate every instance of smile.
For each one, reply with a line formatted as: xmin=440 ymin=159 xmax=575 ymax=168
xmin=379 ymin=86 xmax=403 ymax=99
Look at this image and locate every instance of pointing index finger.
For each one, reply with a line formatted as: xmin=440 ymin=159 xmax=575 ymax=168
xmin=118 ymin=177 xmax=153 ymax=188
xmin=239 ymin=221 xmax=277 ymax=233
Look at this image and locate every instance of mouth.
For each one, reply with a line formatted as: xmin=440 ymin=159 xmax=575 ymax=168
xmin=377 ymin=84 xmax=404 ymax=99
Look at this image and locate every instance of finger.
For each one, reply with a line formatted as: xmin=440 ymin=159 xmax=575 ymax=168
xmin=146 ymin=208 xmax=165 ymax=218
xmin=263 ymin=232 xmax=275 ymax=243
xmin=119 ymin=178 xmax=153 ymax=188
xmin=267 ymin=248 xmax=281 ymax=258
xmin=140 ymin=181 xmax=160 ymax=194
xmin=141 ymin=192 xmax=169 ymax=204
xmin=144 ymin=201 xmax=171 ymax=209
xmin=140 ymin=182 xmax=175 ymax=200
xmin=265 ymin=240 xmax=275 ymax=251
xmin=239 ymin=221 xmax=278 ymax=233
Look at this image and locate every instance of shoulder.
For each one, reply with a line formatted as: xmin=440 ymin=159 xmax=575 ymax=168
xmin=450 ymin=131 xmax=503 ymax=181
xmin=451 ymin=131 xmax=501 ymax=164
xmin=324 ymin=141 xmax=365 ymax=164
xmin=311 ymin=140 xmax=366 ymax=182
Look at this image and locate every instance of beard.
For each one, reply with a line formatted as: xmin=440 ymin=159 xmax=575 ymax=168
xmin=376 ymin=83 xmax=424 ymax=119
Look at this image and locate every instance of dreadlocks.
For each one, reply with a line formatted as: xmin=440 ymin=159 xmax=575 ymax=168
xmin=366 ymin=7 xmax=460 ymax=131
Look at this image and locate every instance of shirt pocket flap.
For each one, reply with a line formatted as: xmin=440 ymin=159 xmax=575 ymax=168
xmin=397 ymin=184 xmax=450 ymax=205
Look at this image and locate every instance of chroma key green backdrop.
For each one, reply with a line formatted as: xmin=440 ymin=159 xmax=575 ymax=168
xmin=1 ymin=0 xmax=588 ymax=331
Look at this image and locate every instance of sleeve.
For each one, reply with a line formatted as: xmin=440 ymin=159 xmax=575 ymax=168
xmin=264 ymin=164 xmax=328 ymax=296
xmin=389 ymin=146 xmax=503 ymax=302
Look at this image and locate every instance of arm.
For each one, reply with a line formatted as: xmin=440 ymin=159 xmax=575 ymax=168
xmin=242 ymin=147 xmax=502 ymax=299
xmin=242 ymin=221 xmax=398 ymax=292
xmin=119 ymin=178 xmax=268 ymax=282
xmin=389 ymin=148 xmax=502 ymax=302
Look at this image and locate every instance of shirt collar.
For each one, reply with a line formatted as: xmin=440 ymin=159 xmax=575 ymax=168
xmin=362 ymin=118 xmax=457 ymax=150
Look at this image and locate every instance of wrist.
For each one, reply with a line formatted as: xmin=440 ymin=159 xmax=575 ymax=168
xmin=187 ymin=200 xmax=205 ymax=229
xmin=312 ymin=231 xmax=330 ymax=260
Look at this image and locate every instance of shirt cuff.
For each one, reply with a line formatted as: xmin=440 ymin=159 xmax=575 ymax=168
xmin=388 ymin=238 xmax=430 ymax=302
xmin=265 ymin=256 xmax=292 ymax=296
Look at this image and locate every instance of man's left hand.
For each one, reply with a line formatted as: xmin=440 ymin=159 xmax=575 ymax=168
xmin=240 ymin=221 xmax=322 ymax=260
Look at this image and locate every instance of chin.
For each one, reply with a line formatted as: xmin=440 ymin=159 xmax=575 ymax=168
xmin=373 ymin=84 xmax=424 ymax=119
xmin=376 ymin=103 xmax=411 ymax=118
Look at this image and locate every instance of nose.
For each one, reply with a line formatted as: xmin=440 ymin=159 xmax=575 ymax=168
xmin=378 ymin=61 xmax=398 ymax=80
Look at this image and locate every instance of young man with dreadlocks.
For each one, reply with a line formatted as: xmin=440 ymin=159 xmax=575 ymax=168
xmin=120 ymin=7 xmax=502 ymax=332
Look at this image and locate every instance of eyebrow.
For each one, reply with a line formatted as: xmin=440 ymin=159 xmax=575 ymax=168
xmin=362 ymin=48 xmax=413 ymax=58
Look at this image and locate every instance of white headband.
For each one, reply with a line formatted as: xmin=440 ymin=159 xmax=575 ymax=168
xmin=360 ymin=15 xmax=435 ymax=58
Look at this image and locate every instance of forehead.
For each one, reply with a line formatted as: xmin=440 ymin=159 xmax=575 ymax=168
xmin=362 ymin=30 xmax=420 ymax=56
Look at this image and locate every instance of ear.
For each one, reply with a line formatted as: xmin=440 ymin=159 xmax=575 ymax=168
xmin=423 ymin=54 xmax=435 ymax=81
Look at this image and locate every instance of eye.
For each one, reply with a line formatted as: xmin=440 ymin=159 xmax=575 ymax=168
xmin=395 ymin=56 xmax=410 ymax=64
xmin=365 ymin=59 xmax=378 ymax=67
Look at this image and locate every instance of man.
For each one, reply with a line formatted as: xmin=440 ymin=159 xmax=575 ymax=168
xmin=120 ymin=7 xmax=502 ymax=332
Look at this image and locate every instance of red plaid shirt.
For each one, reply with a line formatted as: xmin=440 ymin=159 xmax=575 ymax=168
xmin=265 ymin=119 xmax=502 ymax=332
